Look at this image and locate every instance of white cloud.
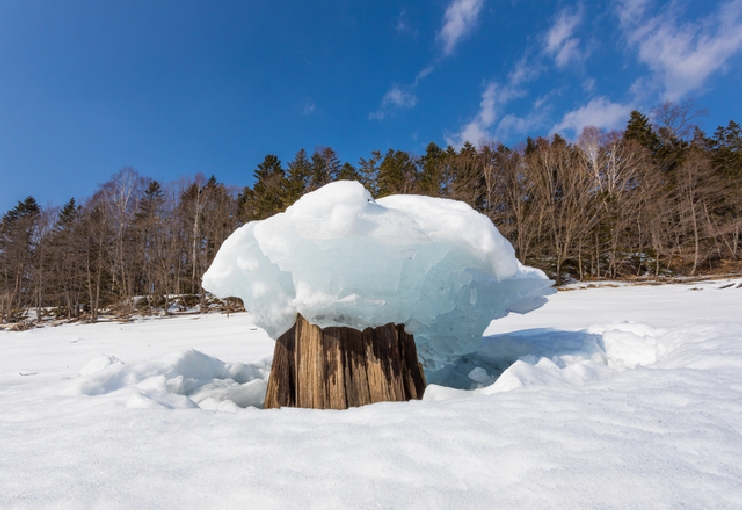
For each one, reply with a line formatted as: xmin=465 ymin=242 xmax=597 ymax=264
xmin=628 ymin=76 xmax=655 ymax=103
xmin=508 ymin=55 xmax=542 ymax=86
xmin=437 ymin=0 xmax=485 ymax=56
xmin=619 ymin=0 xmax=742 ymax=100
xmin=533 ymin=91 xmax=555 ymax=111
xmin=616 ymin=0 xmax=650 ymax=26
xmin=495 ymin=113 xmax=544 ymax=139
xmin=369 ymin=85 xmax=418 ymax=120
xmin=302 ymin=102 xmax=316 ymax=115
xmin=493 ymin=89 xmax=557 ymax=140
xmin=446 ymin=50 xmax=544 ymax=147
xmin=382 ymin=85 xmax=417 ymax=108
xmin=478 ymin=82 xmax=497 ymax=125
xmin=415 ymin=66 xmax=435 ymax=83
xmin=395 ymin=9 xmax=417 ymax=37
xmin=445 ymin=82 xmax=500 ymax=147
xmin=544 ymin=8 xmax=584 ymax=68
xmin=552 ymin=97 xmax=634 ymax=135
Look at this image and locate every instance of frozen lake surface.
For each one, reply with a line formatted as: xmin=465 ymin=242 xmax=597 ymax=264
xmin=2 ymin=279 xmax=742 ymax=509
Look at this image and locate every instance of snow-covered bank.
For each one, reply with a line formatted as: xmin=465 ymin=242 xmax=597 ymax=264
xmin=2 ymin=280 xmax=742 ymax=508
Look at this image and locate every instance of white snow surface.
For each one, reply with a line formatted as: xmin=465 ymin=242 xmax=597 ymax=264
xmin=202 ymin=181 xmax=554 ymax=367
xmin=2 ymin=279 xmax=742 ymax=508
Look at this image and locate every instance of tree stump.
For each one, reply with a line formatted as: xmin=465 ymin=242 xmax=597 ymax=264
xmin=264 ymin=314 xmax=426 ymax=409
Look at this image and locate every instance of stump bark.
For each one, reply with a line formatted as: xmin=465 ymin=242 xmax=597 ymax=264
xmin=264 ymin=314 xmax=426 ymax=409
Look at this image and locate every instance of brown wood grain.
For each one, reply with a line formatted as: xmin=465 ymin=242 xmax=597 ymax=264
xmin=263 ymin=314 xmax=426 ymax=410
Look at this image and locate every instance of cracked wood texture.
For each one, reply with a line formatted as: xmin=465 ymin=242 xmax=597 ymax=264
xmin=264 ymin=314 xmax=426 ymax=409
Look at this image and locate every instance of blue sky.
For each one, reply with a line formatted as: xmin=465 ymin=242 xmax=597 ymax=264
xmin=2 ymin=0 xmax=741 ymax=212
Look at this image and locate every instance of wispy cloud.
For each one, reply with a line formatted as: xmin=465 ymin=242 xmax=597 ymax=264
xmin=508 ymin=55 xmax=542 ymax=86
xmin=382 ymin=85 xmax=418 ymax=108
xmin=616 ymin=0 xmax=650 ymax=27
xmin=370 ymin=64 xmax=435 ymax=121
xmin=437 ymin=0 xmax=485 ymax=56
xmin=445 ymin=81 xmax=535 ymax=147
xmin=543 ymin=7 xmax=585 ymax=68
xmin=395 ymin=9 xmax=418 ymax=37
xmin=495 ymin=110 xmax=548 ymax=140
xmin=446 ymin=44 xmax=556 ymax=146
xmin=370 ymin=0 xmax=484 ymax=122
xmin=302 ymin=102 xmax=316 ymax=115
xmin=415 ymin=66 xmax=435 ymax=83
xmin=552 ymin=97 xmax=634 ymax=135
xmin=445 ymin=3 xmax=591 ymax=146
xmin=445 ymin=83 xmax=498 ymax=147
xmin=619 ymin=0 xmax=742 ymax=100
xmin=369 ymin=85 xmax=418 ymax=120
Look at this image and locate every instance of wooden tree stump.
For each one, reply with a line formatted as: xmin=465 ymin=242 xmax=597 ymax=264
xmin=264 ymin=314 xmax=426 ymax=409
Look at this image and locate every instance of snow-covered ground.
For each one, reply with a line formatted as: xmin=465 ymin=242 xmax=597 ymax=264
xmin=2 ymin=279 xmax=742 ymax=509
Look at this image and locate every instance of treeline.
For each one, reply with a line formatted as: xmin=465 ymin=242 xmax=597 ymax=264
xmin=1 ymin=102 xmax=741 ymax=323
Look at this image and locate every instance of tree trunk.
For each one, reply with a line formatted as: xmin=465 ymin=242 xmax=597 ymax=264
xmin=264 ymin=314 xmax=426 ymax=410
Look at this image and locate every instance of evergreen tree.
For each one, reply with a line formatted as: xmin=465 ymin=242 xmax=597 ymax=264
xmin=358 ymin=150 xmax=382 ymax=196
xmin=709 ymin=120 xmax=742 ymax=259
xmin=286 ymin=149 xmax=312 ymax=204
xmin=377 ymin=149 xmax=417 ymax=197
xmin=251 ymin=155 xmax=287 ymax=220
xmin=337 ymin=162 xmax=361 ymax=181
xmin=134 ymin=181 xmax=165 ymax=306
xmin=0 ymin=197 xmax=41 ymax=321
xmin=624 ymin=110 xmax=660 ymax=152
xmin=50 ymin=198 xmax=84 ymax=318
xmin=419 ymin=142 xmax=445 ymax=196
xmin=309 ymin=147 xmax=341 ymax=190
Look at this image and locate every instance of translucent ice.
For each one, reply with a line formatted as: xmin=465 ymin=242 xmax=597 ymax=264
xmin=202 ymin=181 xmax=554 ymax=368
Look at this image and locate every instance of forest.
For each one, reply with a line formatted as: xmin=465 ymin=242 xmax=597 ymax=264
xmin=1 ymin=102 xmax=741 ymax=324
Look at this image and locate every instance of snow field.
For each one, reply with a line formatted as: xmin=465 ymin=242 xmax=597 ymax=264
xmin=1 ymin=279 xmax=742 ymax=508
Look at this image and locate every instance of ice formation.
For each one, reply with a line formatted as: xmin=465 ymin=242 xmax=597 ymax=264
xmin=202 ymin=181 xmax=554 ymax=368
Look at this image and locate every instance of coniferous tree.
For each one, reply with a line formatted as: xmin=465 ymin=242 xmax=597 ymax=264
xmin=358 ymin=150 xmax=382 ymax=196
xmin=249 ymin=155 xmax=287 ymax=220
xmin=0 ymin=197 xmax=40 ymax=322
xmin=624 ymin=110 xmax=660 ymax=152
xmin=376 ymin=149 xmax=417 ymax=197
xmin=134 ymin=181 xmax=165 ymax=312
xmin=285 ymin=149 xmax=312 ymax=205
xmin=309 ymin=147 xmax=341 ymax=191
xmin=49 ymin=198 xmax=85 ymax=318
xmin=709 ymin=121 xmax=742 ymax=259
xmin=337 ymin=162 xmax=361 ymax=181
xmin=419 ymin=142 xmax=445 ymax=197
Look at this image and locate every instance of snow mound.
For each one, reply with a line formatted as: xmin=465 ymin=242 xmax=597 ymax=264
xmin=425 ymin=322 xmax=677 ymax=400
xmin=587 ymin=322 xmax=670 ymax=369
xmin=73 ymin=349 xmax=269 ymax=409
xmin=202 ymin=181 xmax=554 ymax=368
xmin=79 ymin=355 xmax=124 ymax=376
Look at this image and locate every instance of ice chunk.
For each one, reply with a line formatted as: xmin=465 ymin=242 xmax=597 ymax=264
xmin=203 ymin=181 xmax=554 ymax=368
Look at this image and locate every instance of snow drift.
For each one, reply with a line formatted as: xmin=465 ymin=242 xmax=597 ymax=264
xmin=72 ymin=349 xmax=268 ymax=410
xmin=202 ymin=181 xmax=554 ymax=368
